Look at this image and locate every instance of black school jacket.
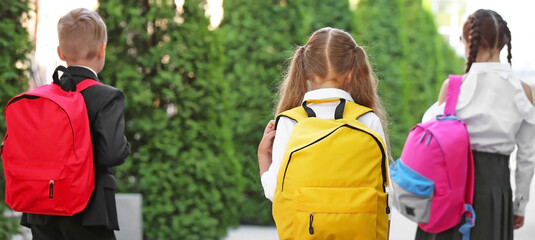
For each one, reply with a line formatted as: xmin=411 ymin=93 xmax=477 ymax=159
xmin=21 ymin=66 xmax=131 ymax=230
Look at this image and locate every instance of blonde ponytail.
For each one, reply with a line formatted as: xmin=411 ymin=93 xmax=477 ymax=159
xmin=275 ymin=46 xmax=309 ymax=115
xmin=348 ymin=46 xmax=391 ymax=156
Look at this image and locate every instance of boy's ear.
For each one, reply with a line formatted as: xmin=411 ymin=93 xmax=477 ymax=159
xmin=97 ymin=43 xmax=106 ymax=59
xmin=57 ymin=46 xmax=66 ymax=61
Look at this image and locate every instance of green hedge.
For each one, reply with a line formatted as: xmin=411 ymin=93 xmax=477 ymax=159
xmin=0 ymin=0 xmax=32 ymax=238
xmin=219 ymin=0 xmax=309 ymax=225
xmin=303 ymin=0 xmax=354 ymax=32
xmin=98 ymin=0 xmax=241 ymax=239
xmin=0 ymin=1 xmax=467 ymax=237
xmin=354 ymin=0 xmax=464 ymax=158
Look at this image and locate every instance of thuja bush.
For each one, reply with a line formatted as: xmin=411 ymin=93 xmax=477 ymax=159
xmin=0 ymin=0 xmax=32 ymax=238
xmin=219 ymin=0 xmax=309 ymax=225
xmin=354 ymin=0 xmax=463 ymax=158
xmin=98 ymin=0 xmax=241 ymax=239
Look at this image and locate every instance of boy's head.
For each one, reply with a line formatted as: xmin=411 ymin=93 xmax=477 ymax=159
xmin=57 ymin=8 xmax=107 ymax=71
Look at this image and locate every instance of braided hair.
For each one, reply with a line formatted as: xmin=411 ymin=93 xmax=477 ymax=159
xmin=462 ymin=9 xmax=512 ymax=73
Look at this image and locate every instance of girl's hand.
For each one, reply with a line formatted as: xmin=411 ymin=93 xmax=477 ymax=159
xmin=514 ymin=215 xmax=524 ymax=229
xmin=258 ymin=120 xmax=276 ymax=176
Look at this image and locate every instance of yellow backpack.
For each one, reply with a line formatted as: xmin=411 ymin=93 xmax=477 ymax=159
xmin=272 ymin=98 xmax=390 ymax=240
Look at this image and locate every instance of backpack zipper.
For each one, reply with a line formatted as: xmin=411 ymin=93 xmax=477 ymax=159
xmin=0 ymin=135 xmax=6 ymax=155
xmin=49 ymin=180 xmax=54 ymax=198
xmin=280 ymin=127 xmax=342 ymax=191
xmin=280 ymin=124 xmax=390 ymax=214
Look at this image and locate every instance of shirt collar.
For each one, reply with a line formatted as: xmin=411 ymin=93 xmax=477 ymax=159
xmin=70 ymin=65 xmax=98 ymax=77
xmin=302 ymin=88 xmax=355 ymax=103
xmin=470 ymin=62 xmax=512 ymax=73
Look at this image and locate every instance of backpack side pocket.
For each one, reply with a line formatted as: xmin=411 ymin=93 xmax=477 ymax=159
xmin=390 ymin=159 xmax=434 ymax=223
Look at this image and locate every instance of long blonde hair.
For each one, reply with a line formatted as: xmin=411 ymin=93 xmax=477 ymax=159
xmin=276 ymin=27 xmax=388 ymax=137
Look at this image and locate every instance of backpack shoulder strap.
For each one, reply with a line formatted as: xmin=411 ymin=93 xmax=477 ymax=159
xmin=274 ymin=99 xmax=374 ymax=129
xmin=343 ymin=101 xmax=373 ymax=120
xmin=275 ymin=106 xmax=308 ymax=130
xmin=76 ymin=79 xmax=102 ymax=92
xmin=444 ymin=75 xmax=462 ymax=116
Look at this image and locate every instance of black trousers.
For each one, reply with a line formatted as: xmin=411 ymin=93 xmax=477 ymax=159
xmin=28 ymin=214 xmax=115 ymax=240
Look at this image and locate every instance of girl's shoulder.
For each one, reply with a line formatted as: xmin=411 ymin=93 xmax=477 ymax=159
xmin=520 ymin=81 xmax=534 ymax=104
xmin=357 ymin=111 xmax=381 ymax=125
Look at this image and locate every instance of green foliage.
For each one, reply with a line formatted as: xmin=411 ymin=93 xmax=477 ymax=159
xmin=0 ymin=0 xmax=468 ymax=236
xmin=354 ymin=0 xmax=464 ymax=158
xmin=303 ymin=0 xmax=354 ymax=32
xmin=219 ymin=0 xmax=309 ymax=225
xmin=0 ymin=0 xmax=32 ymax=238
xmin=354 ymin=0 xmax=405 ymax=157
xmin=98 ymin=0 xmax=241 ymax=239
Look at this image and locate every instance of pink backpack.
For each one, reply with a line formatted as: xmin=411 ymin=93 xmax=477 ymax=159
xmin=390 ymin=75 xmax=475 ymax=239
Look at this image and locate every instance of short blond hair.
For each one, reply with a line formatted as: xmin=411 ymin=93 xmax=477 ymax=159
xmin=58 ymin=8 xmax=107 ymax=62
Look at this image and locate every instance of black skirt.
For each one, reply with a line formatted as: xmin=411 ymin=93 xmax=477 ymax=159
xmin=415 ymin=151 xmax=513 ymax=240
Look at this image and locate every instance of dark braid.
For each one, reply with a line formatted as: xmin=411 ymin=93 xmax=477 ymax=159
xmin=465 ymin=15 xmax=480 ymax=73
xmin=504 ymin=21 xmax=512 ymax=65
xmin=490 ymin=10 xmax=513 ymax=66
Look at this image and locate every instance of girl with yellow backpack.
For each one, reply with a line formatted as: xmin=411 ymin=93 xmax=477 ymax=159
xmin=258 ymin=27 xmax=391 ymax=240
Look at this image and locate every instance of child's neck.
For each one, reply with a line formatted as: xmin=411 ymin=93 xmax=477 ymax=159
xmin=311 ymin=79 xmax=343 ymax=90
xmin=476 ymin=48 xmax=501 ymax=63
xmin=66 ymin=60 xmax=101 ymax=74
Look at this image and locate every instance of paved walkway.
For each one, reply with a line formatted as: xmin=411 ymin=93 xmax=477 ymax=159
xmin=224 ymin=204 xmax=535 ymax=240
xmin=224 ymin=155 xmax=535 ymax=240
xmin=9 ymin=155 xmax=535 ymax=240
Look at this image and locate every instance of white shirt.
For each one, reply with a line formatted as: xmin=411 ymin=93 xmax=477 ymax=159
xmin=261 ymin=88 xmax=387 ymax=201
xmin=422 ymin=62 xmax=535 ymax=216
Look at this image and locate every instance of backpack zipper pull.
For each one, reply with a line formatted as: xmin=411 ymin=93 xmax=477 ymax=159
xmin=384 ymin=183 xmax=391 ymax=214
xmin=386 ymin=194 xmax=391 ymax=214
xmin=0 ymin=136 xmax=5 ymax=155
xmin=309 ymin=212 xmax=314 ymax=235
xmin=49 ymin=180 xmax=54 ymax=198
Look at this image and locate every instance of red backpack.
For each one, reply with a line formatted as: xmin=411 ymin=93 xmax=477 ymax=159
xmin=1 ymin=67 xmax=101 ymax=216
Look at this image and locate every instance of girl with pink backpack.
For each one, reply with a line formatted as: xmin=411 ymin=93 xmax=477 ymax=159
xmin=416 ymin=9 xmax=535 ymax=240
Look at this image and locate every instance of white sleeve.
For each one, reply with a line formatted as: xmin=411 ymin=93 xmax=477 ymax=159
xmin=514 ymin=120 xmax=535 ymax=216
xmin=260 ymin=117 xmax=295 ymax=202
xmin=357 ymin=112 xmax=386 ymax=147
xmin=421 ymin=102 xmax=444 ymax=122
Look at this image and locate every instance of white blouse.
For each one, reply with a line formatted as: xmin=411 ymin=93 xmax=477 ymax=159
xmin=260 ymin=88 xmax=386 ymax=201
xmin=422 ymin=62 xmax=535 ymax=216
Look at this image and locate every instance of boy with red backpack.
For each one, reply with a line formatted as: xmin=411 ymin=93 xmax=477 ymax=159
xmin=2 ymin=8 xmax=130 ymax=240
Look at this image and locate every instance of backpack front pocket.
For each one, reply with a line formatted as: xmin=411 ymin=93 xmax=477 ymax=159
xmin=390 ymin=159 xmax=434 ymax=223
xmin=293 ymin=187 xmax=377 ymax=239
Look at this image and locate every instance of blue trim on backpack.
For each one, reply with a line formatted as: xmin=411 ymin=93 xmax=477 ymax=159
xmin=436 ymin=115 xmax=460 ymax=121
xmin=459 ymin=204 xmax=476 ymax=240
xmin=390 ymin=159 xmax=434 ymax=197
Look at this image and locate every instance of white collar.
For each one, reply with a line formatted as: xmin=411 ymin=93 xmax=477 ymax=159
xmin=302 ymin=88 xmax=355 ymax=103
xmin=470 ymin=62 xmax=512 ymax=73
xmin=70 ymin=65 xmax=98 ymax=77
